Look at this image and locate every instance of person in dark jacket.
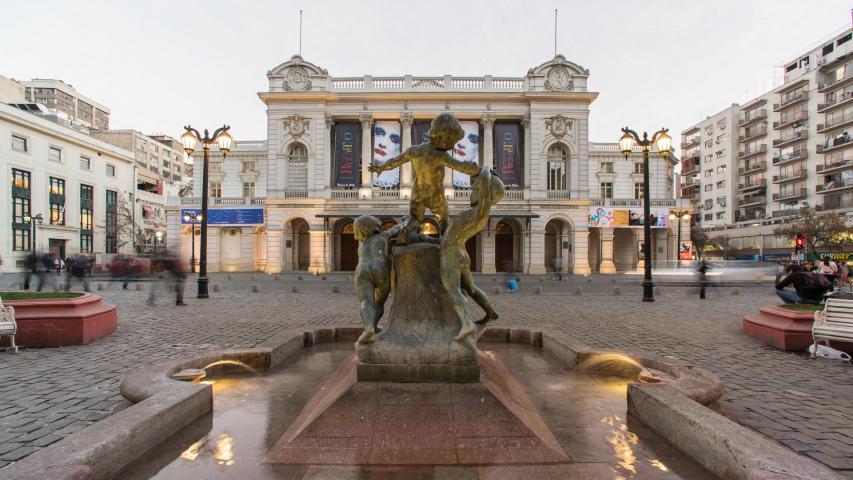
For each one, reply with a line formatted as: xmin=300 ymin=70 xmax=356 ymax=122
xmin=775 ymin=264 xmax=828 ymax=304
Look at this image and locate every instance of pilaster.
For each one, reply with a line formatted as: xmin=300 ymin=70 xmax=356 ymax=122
xmin=572 ymin=230 xmax=591 ymax=275
xmin=400 ymin=112 xmax=414 ymax=188
xmin=599 ymin=227 xmax=616 ymax=274
xmin=359 ymin=113 xmax=373 ymax=198
xmin=482 ymin=113 xmax=496 ymax=170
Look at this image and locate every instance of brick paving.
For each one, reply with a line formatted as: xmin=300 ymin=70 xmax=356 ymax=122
xmin=0 ymin=272 xmax=852 ymax=477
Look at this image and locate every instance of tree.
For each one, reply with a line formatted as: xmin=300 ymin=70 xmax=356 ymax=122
xmin=709 ymin=233 xmax=730 ymax=259
xmin=774 ymin=208 xmax=853 ymax=257
xmin=691 ymin=227 xmax=709 ymax=259
xmin=100 ymin=193 xmax=140 ymax=253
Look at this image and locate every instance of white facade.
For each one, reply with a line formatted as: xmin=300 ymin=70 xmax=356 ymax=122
xmin=167 ymin=55 xmax=688 ymax=274
xmin=679 ymin=28 xmax=853 ymax=260
xmin=0 ymin=103 xmax=135 ymax=272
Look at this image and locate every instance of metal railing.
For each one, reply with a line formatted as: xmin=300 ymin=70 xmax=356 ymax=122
xmin=329 ymin=75 xmax=526 ymax=91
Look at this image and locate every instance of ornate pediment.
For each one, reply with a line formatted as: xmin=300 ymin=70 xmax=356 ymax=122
xmin=545 ymin=115 xmax=573 ymax=138
xmin=527 ymin=55 xmax=589 ymax=92
xmin=268 ymin=55 xmax=328 ymax=91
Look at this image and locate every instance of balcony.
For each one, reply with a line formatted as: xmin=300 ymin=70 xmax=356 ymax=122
xmin=816 ymin=158 xmax=853 ymax=174
xmin=330 ymin=188 xmax=358 ymax=199
xmin=682 ymin=125 xmax=700 ymax=136
xmin=738 ymin=195 xmax=766 ymax=208
xmin=817 ymin=135 xmax=853 ymax=153
xmin=772 ymin=188 xmax=808 ymax=201
xmin=736 ymin=209 xmax=766 ymax=222
xmin=772 ymin=111 xmax=808 ymax=130
xmin=373 ymin=188 xmax=401 ymax=199
xmin=773 ymin=130 xmax=808 ymax=148
xmin=267 ymin=189 xmax=309 ymax=199
xmin=681 ymin=159 xmax=699 ymax=175
xmin=738 ymin=160 xmax=766 ymax=174
xmin=738 ymin=144 xmax=767 ymax=158
xmin=772 ymin=149 xmax=808 ymax=165
xmin=817 ymin=91 xmax=853 ymax=113
xmin=772 ymin=170 xmax=807 ymax=183
xmin=681 ymin=136 xmax=700 ymax=149
xmin=737 ymin=179 xmax=767 ymax=191
xmin=681 ymin=176 xmax=699 ymax=187
xmin=818 ymin=69 xmax=853 ymax=93
xmin=738 ymin=109 xmax=767 ymax=127
xmin=816 ymin=180 xmax=853 ymax=194
xmin=739 ymin=125 xmax=768 ymax=142
xmin=771 ymin=208 xmax=802 ymax=218
xmin=816 ymin=197 xmax=853 ymax=211
xmin=773 ymin=91 xmax=809 ymax=111
xmin=178 ymin=196 xmax=266 ymax=206
xmin=817 ymin=114 xmax=853 ymax=134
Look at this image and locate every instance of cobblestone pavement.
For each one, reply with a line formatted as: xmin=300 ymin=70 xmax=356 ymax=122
xmin=0 ymin=272 xmax=852 ymax=476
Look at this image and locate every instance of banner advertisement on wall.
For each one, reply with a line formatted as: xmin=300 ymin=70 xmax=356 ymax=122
xmin=180 ymin=208 xmax=264 ymax=226
xmin=679 ymin=241 xmax=693 ymax=260
xmin=588 ymin=207 xmax=671 ymax=228
xmin=451 ymin=121 xmax=480 ymax=188
xmin=494 ymin=123 xmax=521 ymax=187
xmin=413 ymin=122 xmax=431 ymax=146
xmin=333 ymin=122 xmax=360 ymax=187
xmin=372 ymin=120 xmax=401 ymax=188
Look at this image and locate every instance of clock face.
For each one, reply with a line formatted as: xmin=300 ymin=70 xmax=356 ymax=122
xmin=547 ymin=68 xmax=570 ymax=90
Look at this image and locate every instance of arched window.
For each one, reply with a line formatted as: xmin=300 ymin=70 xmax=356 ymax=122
xmin=287 ymin=144 xmax=308 ymax=191
xmin=547 ymin=144 xmax=569 ymax=191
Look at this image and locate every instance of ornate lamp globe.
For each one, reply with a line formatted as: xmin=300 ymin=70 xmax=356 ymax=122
xmin=183 ymin=213 xmax=191 ymax=223
xmin=216 ymin=129 xmax=233 ymax=154
xmin=619 ymin=131 xmax=635 ymax=159
xmin=655 ymin=130 xmax=672 ymax=157
xmin=181 ymin=130 xmax=197 ymax=155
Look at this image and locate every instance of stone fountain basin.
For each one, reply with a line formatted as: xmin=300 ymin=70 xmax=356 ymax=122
xmin=0 ymin=327 xmax=843 ymax=480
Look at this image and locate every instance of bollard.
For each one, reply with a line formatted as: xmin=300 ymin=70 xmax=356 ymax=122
xmin=97 ymin=283 xmax=105 ymax=291
xmin=298 ymin=275 xmax=303 ymax=281
xmin=252 ymin=285 xmax=260 ymax=293
xmin=654 ymin=286 xmax=662 ymax=296
xmin=213 ymin=284 xmax=220 ymax=292
xmin=321 ymin=276 xmax=327 ymax=281
xmin=538 ymin=278 xmax=544 ymax=283
xmin=493 ymin=286 xmax=501 ymax=294
xmin=291 ymin=285 xmax=299 ymax=293
xmin=251 ymin=275 xmax=255 ymax=280
xmin=274 ymin=275 xmax=280 ymax=281
xmin=535 ymin=286 xmax=543 ymax=295
xmin=613 ymin=286 xmax=621 ymax=296
xmin=573 ymin=286 xmax=582 ymax=295
xmin=227 ymin=274 xmax=232 ymax=280
xmin=731 ymin=288 xmax=740 ymax=296
xmin=332 ymin=286 xmax=340 ymax=294
xmin=136 ymin=284 xmax=144 ymax=291
xmin=611 ymin=278 xmax=616 ymax=283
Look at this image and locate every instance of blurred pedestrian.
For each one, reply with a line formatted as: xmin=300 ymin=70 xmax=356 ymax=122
xmin=838 ymin=261 xmax=850 ymax=292
xmin=698 ymin=260 xmax=710 ymax=299
xmin=117 ymin=255 xmax=132 ymax=290
xmin=554 ymin=257 xmax=563 ymax=281
xmin=66 ymin=254 xmax=91 ymax=292
xmin=507 ymin=276 xmax=518 ymax=293
xmin=817 ymin=256 xmax=838 ymax=290
xmin=37 ymin=252 xmax=54 ymax=291
xmin=148 ymin=252 xmax=187 ymax=306
xmin=23 ymin=252 xmax=38 ymax=290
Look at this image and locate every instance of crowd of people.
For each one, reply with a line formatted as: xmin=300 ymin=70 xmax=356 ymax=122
xmin=775 ymin=256 xmax=851 ymax=305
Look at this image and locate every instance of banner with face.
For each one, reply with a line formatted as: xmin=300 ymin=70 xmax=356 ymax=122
xmin=333 ymin=122 xmax=360 ymax=187
xmin=451 ymin=121 xmax=480 ymax=188
xmin=372 ymin=120 xmax=401 ymax=187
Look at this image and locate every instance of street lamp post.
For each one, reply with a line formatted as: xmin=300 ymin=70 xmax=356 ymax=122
xmin=668 ymin=209 xmax=691 ymax=267
xmin=182 ymin=212 xmax=202 ymax=273
xmin=619 ymin=127 xmax=672 ymax=302
xmin=23 ymin=213 xmax=44 ymax=260
xmin=181 ymin=125 xmax=232 ymax=298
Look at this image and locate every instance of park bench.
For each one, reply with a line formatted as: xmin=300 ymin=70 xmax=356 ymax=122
xmin=812 ymin=295 xmax=853 ymax=361
xmin=0 ymin=297 xmax=18 ymax=353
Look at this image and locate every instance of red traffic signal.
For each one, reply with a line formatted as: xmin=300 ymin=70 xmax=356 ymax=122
xmin=795 ymin=233 xmax=805 ymax=249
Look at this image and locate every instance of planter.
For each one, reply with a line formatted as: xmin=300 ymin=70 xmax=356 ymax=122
xmin=0 ymin=293 xmax=117 ymax=347
xmin=743 ymin=305 xmax=853 ymax=353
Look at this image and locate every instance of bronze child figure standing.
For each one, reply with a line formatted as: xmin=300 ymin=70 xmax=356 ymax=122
xmin=440 ymin=167 xmax=505 ymax=342
xmin=369 ymin=113 xmax=480 ymax=244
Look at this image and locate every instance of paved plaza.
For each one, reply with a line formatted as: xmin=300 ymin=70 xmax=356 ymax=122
xmin=0 ymin=272 xmax=852 ymax=477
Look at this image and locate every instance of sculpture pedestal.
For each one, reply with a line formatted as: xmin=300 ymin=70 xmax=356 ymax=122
xmin=355 ymin=243 xmax=479 ymax=382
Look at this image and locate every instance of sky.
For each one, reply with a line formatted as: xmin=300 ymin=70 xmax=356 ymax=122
xmin=2 ymin=0 xmax=852 ymax=155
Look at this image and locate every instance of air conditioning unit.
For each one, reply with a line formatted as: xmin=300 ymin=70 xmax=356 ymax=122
xmin=817 ymin=58 xmax=826 ymax=66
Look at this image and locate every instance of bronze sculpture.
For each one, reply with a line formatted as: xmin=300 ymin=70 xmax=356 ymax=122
xmin=441 ymin=167 xmax=505 ymax=341
xmin=368 ymin=113 xmax=480 ymax=244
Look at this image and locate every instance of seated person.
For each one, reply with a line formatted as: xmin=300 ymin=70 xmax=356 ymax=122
xmin=775 ymin=264 xmax=829 ymax=304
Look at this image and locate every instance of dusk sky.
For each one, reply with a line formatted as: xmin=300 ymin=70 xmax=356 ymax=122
xmin=2 ymin=0 xmax=851 ymax=154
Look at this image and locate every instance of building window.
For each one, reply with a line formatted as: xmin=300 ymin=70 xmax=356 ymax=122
xmin=633 ymin=162 xmax=643 ymax=174
xmin=599 ymin=162 xmax=613 ymax=174
xmin=12 ymin=134 xmax=27 ymax=152
xmin=242 ymin=182 xmax=256 ymax=197
xmin=106 ymin=164 xmax=115 ymax=177
xmin=12 ymin=168 xmax=31 ymax=251
xmin=49 ymin=177 xmax=65 ymax=225
xmin=210 ymin=182 xmax=222 ymax=198
xmin=717 ymin=164 xmax=726 ymax=174
xmin=49 ymin=146 xmax=62 ymax=162
xmin=704 ymin=213 xmax=713 ymax=221
xmin=600 ymin=182 xmax=613 ymax=199
xmin=546 ymin=144 xmax=568 ymax=191
xmin=633 ymin=182 xmax=644 ymax=199
xmin=704 ymin=199 xmax=713 ymax=210
xmin=838 ymin=33 xmax=852 ymax=46
xmin=136 ymin=138 xmax=146 ymax=150
xmin=704 ymin=169 xmax=713 ymax=177
xmin=80 ymin=155 xmax=91 ymax=170
xmin=704 ymin=140 xmax=713 ymax=148
xmin=287 ymin=143 xmax=309 ymax=190
xmin=80 ymin=184 xmax=94 ymax=253
xmin=105 ymin=190 xmax=117 ymax=254
xmin=716 ymin=211 xmax=726 ymax=220
xmin=242 ymin=160 xmax=256 ymax=173
xmin=704 ymin=184 xmax=713 ymax=192
xmin=716 ymin=180 xmax=726 ymax=189
xmin=704 ymin=155 xmax=713 ymax=164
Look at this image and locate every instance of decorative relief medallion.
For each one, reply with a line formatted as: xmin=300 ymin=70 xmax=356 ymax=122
xmin=285 ymin=115 xmax=310 ymax=138
xmin=545 ymin=67 xmax=572 ymax=91
xmin=545 ymin=114 xmax=573 ymax=138
xmin=284 ymin=67 xmax=311 ymax=91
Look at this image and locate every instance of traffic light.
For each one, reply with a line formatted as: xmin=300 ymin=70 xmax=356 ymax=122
xmin=795 ymin=233 xmax=805 ymax=252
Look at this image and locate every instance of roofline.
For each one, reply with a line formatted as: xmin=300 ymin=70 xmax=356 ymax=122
xmin=258 ymin=90 xmax=599 ymax=104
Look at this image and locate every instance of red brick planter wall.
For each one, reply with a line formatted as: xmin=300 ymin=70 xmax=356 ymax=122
xmin=1 ymin=293 xmax=117 ymax=347
xmin=743 ymin=305 xmax=853 ymax=353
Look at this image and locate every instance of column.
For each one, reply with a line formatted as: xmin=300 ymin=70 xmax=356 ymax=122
xmin=265 ymin=229 xmax=282 ymax=274
xmin=324 ymin=114 xmax=333 ymax=195
xmin=572 ymin=230 xmax=591 ymax=275
xmin=633 ymin=229 xmax=644 ymax=271
xmin=599 ymin=227 xmax=616 ymax=274
xmin=481 ymin=113 xmax=496 ymax=169
xmin=655 ymin=230 xmax=670 ymax=264
xmin=308 ymin=226 xmax=328 ymax=273
xmin=400 ymin=112 xmax=414 ymax=189
xmin=528 ymin=229 xmax=547 ymax=274
xmin=359 ymin=113 xmax=373 ymax=198
xmin=481 ymin=219 xmax=497 ymax=274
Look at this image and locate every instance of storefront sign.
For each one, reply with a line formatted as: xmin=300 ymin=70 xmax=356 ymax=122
xmin=452 ymin=121 xmax=480 ymax=188
xmin=494 ymin=123 xmax=522 ymax=187
xmin=588 ymin=207 xmax=670 ymax=228
xmin=334 ymin=122 xmax=360 ymax=187
xmin=180 ymin=208 xmax=264 ymax=226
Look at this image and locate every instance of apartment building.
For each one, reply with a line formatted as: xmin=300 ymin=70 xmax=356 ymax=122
xmin=21 ymin=79 xmax=110 ymax=130
xmin=91 ymin=130 xmax=187 ymax=190
xmin=679 ymin=28 xmax=853 ymax=260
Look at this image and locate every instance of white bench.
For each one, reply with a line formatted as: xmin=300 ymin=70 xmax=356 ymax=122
xmin=812 ymin=296 xmax=853 ymax=361
xmin=0 ymin=297 xmax=18 ymax=353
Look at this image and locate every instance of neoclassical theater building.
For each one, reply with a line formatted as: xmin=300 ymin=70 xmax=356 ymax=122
xmin=166 ymin=55 xmax=687 ymax=274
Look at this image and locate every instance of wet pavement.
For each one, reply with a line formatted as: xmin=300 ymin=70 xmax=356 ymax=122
xmin=119 ymin=343 xmax=713 ymax=480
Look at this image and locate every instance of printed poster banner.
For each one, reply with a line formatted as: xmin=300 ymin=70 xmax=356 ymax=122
xmin=180 ymin=208 xmax=264 ymax=226
xmin=334 ymin=122 xmax=360 ymax=187
xmin=451 ymin=121 xmax=480 ymax=188
xmin=588 ymin=207 xmax=670 ymax=228
xmin=413 ymin=122 xmax=431 ymax=146
xmin=373 ymin=120 xmax=401 ymax=188
xmin=494 ymin=123 xmax=521 ymax=187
